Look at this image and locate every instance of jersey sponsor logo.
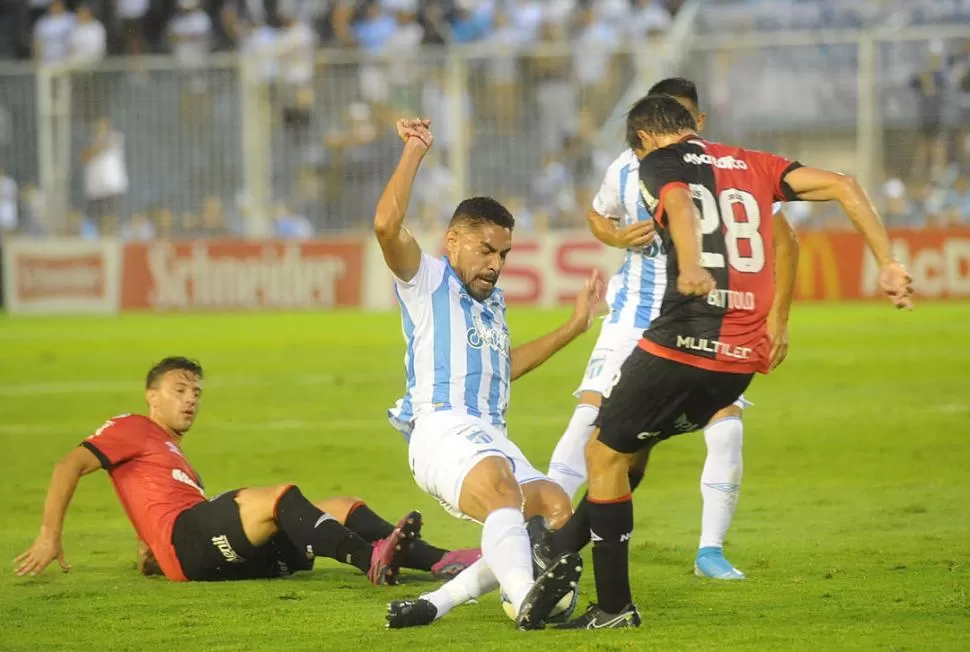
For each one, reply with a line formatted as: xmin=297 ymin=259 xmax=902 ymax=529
xmin=639 ymin=181 xmax=659 ymax=213
xmin=636 ymin=431 xmax=661 ymax=441
xmin=585 ymin=356 xmax=606 ymax=380
xmin=210 ymin=534 xmax=242 ymax=563
xmin=682 ymin=152 xmax=749 ymax=170
xmin=172 ymin=468 xmax=205 ymax=496
xmin=673 ymin=414 xmax=699 ymax=432
xmin=466 ymin=313 xmax=510 ymax=356
xmin=675 ymin=335 xmax=752 ymax=361
xmin=706 ymin=289 xmax=756 ymax=311
xmin=165 ymin=441 xmax=185 ymax=458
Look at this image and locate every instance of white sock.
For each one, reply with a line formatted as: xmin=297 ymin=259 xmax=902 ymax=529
xmin=699 ymin=417 xmax=743 ymax=550
xmin=422 ymin=558 xmax=498 ymax=620
xmin=481 ymin=507 xmax=534 ymax=616
xmin=548 ymin=403 xmax=599 ymax=501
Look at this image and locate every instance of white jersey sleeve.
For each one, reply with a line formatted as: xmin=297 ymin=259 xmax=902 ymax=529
xmin=393 ymin=251 xmax=446 ymax=294
xmin=772 ymin=202 xmax=782 ymax=215
xmin=591 ymin=154 xmax=630 ymax=220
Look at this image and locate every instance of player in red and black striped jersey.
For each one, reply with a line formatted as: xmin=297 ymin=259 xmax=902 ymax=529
xmin=557 ymin=94 xmax=913 ymax=630
xmin=15 ymin=357 xmax=480 ymax=583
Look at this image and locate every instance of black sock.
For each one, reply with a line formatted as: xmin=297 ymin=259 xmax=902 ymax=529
xmin=344 ymin=502 xmax=446 ymax=571
xmin=589 ymin=495 xmax=634 ymax=614
xmin=402 ymin=540 xmax=447 ymax=571
xmin=551 ymin=472 xmax=644 ymax=556
xmin=275 ymin=486 xmax=371 ymax=573
xmin=344 ymin=503 xmax=394 ymax=542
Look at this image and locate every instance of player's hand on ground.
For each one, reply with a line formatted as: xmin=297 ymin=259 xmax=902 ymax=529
xmin=767 ymin=316 xmax=789 ymax=372
xmin=678 ymin=265 xmax=715 ymax=297
xmin=15 ymin=530 xmax=70 ymax=577
xmin=878 ymin=262 xmax=914 ymax=310
xmin=615 ymin=221 xmax=656 ymax=250
xmin=570 ymin=269 xmax=606 ymax=333
xmin=396 ymin=118 xmax=433 ymax=152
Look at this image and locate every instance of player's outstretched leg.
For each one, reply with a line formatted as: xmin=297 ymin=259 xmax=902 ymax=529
xmin=236 ymin=485 xmax=417 ymax=586
xmin=547 ymin=392 xmax=602 ymax=500
xmin=316 ymin=497 xmax=482 ymax=580
xmin=695 ymin=406 xmax=745 ymax=580
xmin=387 ymin=557 xmax=499 ymax=629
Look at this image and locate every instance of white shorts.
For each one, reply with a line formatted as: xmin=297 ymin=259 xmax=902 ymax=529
xmin=408 ymin=411 xmax=549 ymax=521
xmin=574 ymin=324 xmax=753 ymax=410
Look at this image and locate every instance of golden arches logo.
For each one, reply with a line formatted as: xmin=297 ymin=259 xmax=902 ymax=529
xmin=795 ymin=234 xmax=842 ymax=300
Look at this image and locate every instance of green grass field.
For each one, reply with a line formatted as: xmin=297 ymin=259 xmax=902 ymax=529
xmin=2 ymin=304 xmax=968 ymax=651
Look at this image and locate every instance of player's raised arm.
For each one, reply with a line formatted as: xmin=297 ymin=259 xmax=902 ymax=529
xmin=782 ymin=166 xmax=913 ymax=309
xmin=373 ymin=119 xmax=433 ymax=283
xmin=768 ymin=211 xmax=799 ymax=370
xmin=15 ymin=446 xmax=103 ymax=576
xmin=509 ymin=270 xmax=605 ymax=381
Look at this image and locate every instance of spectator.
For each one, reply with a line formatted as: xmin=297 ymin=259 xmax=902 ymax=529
xmin=81 ymin=118 xmax=128 ymax=234
xmin=168 ymin=0 xmax=213 ymax=97
xmin=276 ymin=7 xmax=316 ymax=104
xmin=943 ymin=174 xmax=970 ymax=223
xmin=910 ymin=52 xmax=947 ymax=182
xmin=121 ymin=212 xmax=157 ymax=241
xmin=201 ymin=196 xmax=230 ymax=236
xmin=449 ymin=0 xmax=492 ymax=44
xmin=117 ymin=0 xmax=150 ymax=67
xmin=272 ymin=201 xmax=313 ymax=239
xmin=384 ymin=2 xmax=425 ymax=114
xmin=628 ymin=0 xmax=672 ymax=40
xmin=574 ymin=4 xmax=617 ymax=122
xmin=236 ymin=14 xmax=279 ymax=85
xmin=69 ymin=4 xmax=105 ymax=68
xmin=481 ymin=8 xmax=522 ymax=129
xmin=948 ymin=40 xmax=970 ymax=170
xmin=533 ymin=18 xmax=577 ymax=154
xmin=153 ymin=207 xmax=176 ymax=239
xmin=33 ymin=0 xmax=74 ymax=64
xmin=0 ymin=168 xmax=17 ymax=234
xmin=21 ymin=185 xmax=47 ymax=236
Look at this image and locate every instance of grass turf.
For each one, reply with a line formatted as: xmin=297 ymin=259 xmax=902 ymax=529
xmin=1 ymin=304 xmax=968 ymax=650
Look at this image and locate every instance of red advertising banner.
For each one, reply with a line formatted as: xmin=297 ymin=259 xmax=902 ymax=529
xmin=795 ymin=228 xmax=970 ymax=300
xmin=121 ymin=240 xmax=364 ymax=311
xmin=2 ymin=239 xmax=121 ymax=314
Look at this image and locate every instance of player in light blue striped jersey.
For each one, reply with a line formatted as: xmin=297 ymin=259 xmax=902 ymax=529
xmin=545 ymin=78 xmax=796 ymax=581
xmin=377 ymin=118 xmax=604 ymax=630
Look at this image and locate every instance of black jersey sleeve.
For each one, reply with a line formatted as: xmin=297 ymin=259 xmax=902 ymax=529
xmin=638 ymin=147 xmax=691 ymax=226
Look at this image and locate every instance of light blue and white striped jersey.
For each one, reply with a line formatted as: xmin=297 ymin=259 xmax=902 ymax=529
xmin=593 ymin=149 xmax=783 ymax=330
xmin=592 ymin=149 xmax=667 ymax=329
xmin=388 ymin=254 xmax=511 ymax=440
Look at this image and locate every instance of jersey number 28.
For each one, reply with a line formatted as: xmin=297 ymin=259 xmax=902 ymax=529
xmin=689 ymin=184 xmax=765 ymax=273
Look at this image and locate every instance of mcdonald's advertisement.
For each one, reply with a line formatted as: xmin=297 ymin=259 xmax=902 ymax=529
xmin=795 ymin=228 xmax=970 ymax=300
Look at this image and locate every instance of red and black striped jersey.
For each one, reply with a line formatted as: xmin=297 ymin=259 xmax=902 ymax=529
xmin=637 ymin=137 xmax=800 ymax=374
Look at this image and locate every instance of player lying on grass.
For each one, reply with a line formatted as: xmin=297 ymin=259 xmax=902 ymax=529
xmin=546 ymin=95 xmax=913 ymax=629
xmin=375 ymin=119 xmax=601 ymax=630
xmin=16 ymin=356 xmax=480 ymax=583
xmin=545 ymin=77 xmax=799 ymax=581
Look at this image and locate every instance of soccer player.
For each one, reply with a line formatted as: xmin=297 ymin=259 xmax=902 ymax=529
xmin=375 ymin=119 xmax=601 ymax=630
xmin=545 ymin=77 xmax=793 ymax=580
xmin=15 ymin=356 xmax=481 ymax=584
xmin=554 ymin=95 xmax=912 ymax=629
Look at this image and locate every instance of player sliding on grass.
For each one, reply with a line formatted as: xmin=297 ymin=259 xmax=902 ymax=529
xmin=376 ymin=118 xmax=602 ymax=630
xmin=549 ymin=95 xmax=913 ymax=629
xmin=544 ymin=77 xmax=799 ymax=581
xmin=16 ymin=356 xmax=480 ymax=583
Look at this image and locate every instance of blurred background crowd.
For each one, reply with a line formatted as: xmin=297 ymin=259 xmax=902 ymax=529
xmin=0 ymin=0 xmax=967 ymax=241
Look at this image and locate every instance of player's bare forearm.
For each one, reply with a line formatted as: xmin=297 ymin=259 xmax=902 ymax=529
xmin=784 ymin=167 xmax=895 ymax=266
xmin=587 ymin=209 xmax=621 ymax=248
xmin=39 ymin=447 xmax=101 ymax=537
xmin=771 ymin=212 xmax=799 ymax=324
xmin=663 ymin=188 xmax=701 ymax=267
xmin=373 ymin=141 xmax=425 ymax=281
xmin=510 ymin=319 xmax=585 ymax=382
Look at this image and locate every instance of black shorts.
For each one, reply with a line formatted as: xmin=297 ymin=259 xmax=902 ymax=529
xmin=596 ymin=348 xmax=753 ymax=454
xmin=171 ymin=490 xmax=314 ymax=581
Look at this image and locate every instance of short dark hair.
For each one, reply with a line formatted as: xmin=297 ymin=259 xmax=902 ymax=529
xmin=449 ymin=197 xmax=515 ymax=230
xmin=647 ymin=77 xmax=700 ymax=109
xmin=146 ymin=357 xmax=204 ymax=389
xmin=626 ymin=95 xmax=697 ymax=150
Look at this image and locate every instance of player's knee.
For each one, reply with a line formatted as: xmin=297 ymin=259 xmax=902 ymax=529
xmin=584 ymin=438 xmax=624 ymax=474
xmin=463 ymin=456 xmax=522 ymax=514
xmin=543 ymin=488 xmax=573 ymax=530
